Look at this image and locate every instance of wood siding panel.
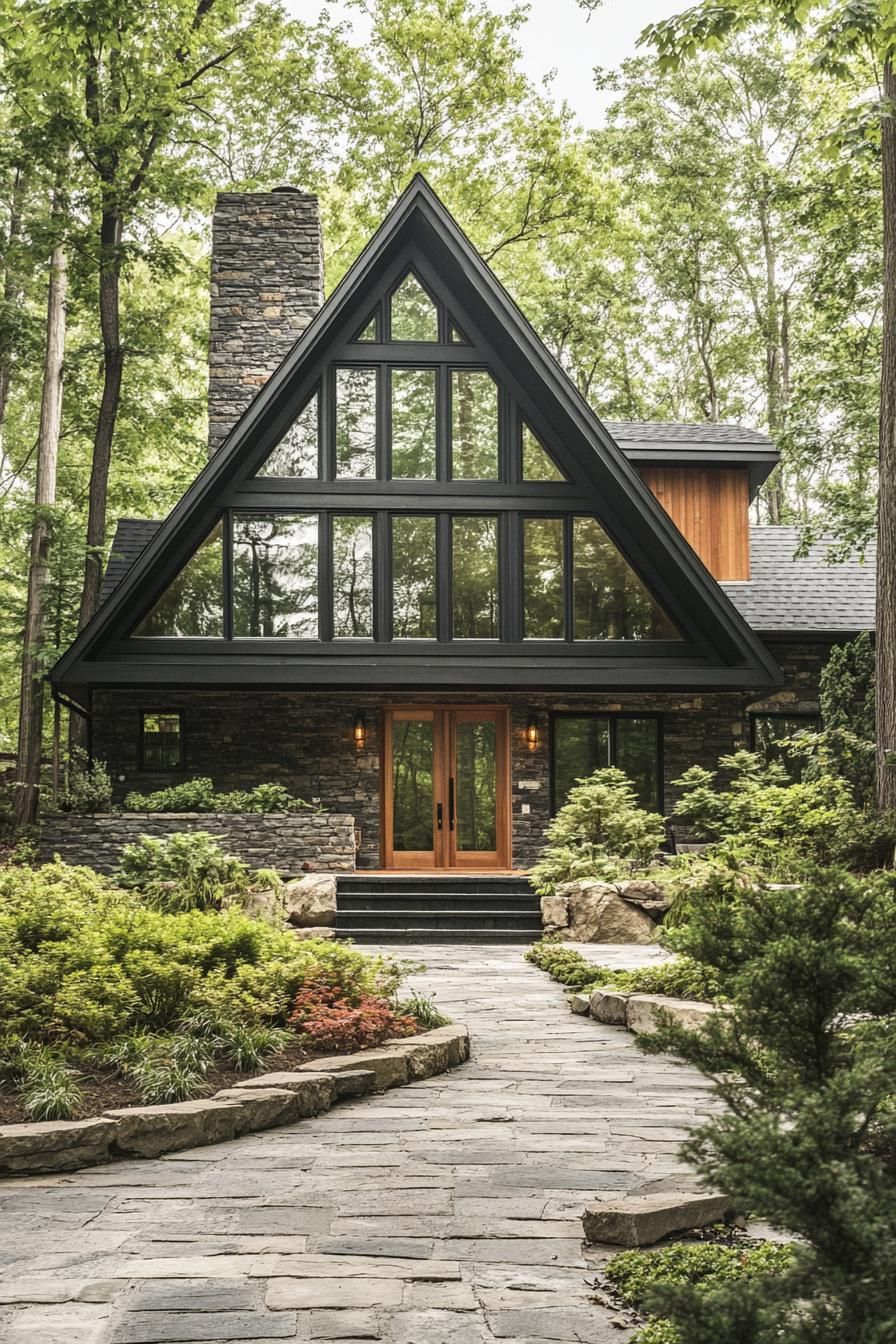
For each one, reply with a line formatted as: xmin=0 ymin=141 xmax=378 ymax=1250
xmin=639 ymin=467 xmax=750 ymax=581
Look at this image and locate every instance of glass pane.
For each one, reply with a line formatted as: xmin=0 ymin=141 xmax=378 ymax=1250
xmin=553 ymin=716 xmax=610 ymax=809
xmin=522 ymin=424 xmax=564 ymax=481
xmin=392 ymin=515 xmax=437 ymax=638
xmin=392 ymin=719 xmax=434 ymax=851
xmin=449 ymin=321 xmax=467 ymax=344
xmin=141 ymin=712 xmax=182 ymax=769
xmin=451 ymin=371 xmax=498 ymax=479
xmin=523 ymin=517 xmax=565 ymax=639
xmin=354 ymin=316 xmax=377 ymax=341
xmin=456 ymin=720 xmax=497 ymax=852
xmin=573 ymin=517 xmax=681 ymax=640
xmin=135 ymin=523 xmax=224 ymax=637
xmin=390 ymin=368 xmax=436 ymax=478
xmin=257 ymin=395 xmax=318 ymax=477
xmin=335 ymin=367 xmax=377 ymax=478
xmin=752 ymin=715 xmax=820 ymax=781
xmin=391 ymin=274 xmax=438 ymax=341
xmin=453 ymin=516 xmax=498 ymax=638
xmin=332 ymin=515 xmax=373 ymax=638
xmin=232 ymin=513 xmax=317 ymax=638
xmin=614 ymin=718 xmax=660 ymax=812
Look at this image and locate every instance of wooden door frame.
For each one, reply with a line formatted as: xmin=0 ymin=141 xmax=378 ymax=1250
xmin=381 ymin=704 xmax=512 ymax=870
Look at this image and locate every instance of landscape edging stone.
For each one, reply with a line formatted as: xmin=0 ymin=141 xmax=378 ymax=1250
xmin=0 ymin=1024 xmax=470 ymax=1176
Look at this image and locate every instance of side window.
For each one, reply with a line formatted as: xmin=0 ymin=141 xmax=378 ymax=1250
xmin=140 ymin=712 xmax=183 ymax=770
xmin=750 ymin=713 xmax=820 ymax=780
xmin=551 ymin=714 xmax=661 ymax=813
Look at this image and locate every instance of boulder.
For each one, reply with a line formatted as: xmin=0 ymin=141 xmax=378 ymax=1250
xmin=0 ymin=1118 xmax=118 ymax=1174
xmin=104 ymin=1099 xmax=245 ymax=1159
xmin=540 ymin=894 xmax=570 ymax=933
xmin=212 ymin=1087 xmax=304 ymax=1134
xmin=559 ymin=880 xmax=657 ymax=944
xmin=583 ymin=1192 xmax=737 ymax=1247
xmin=567 ymin=991 xmax=590 ymax=1015
xmin=616 ymin=878 xmax=667 ymax=907
xmin=589 ymin=986 xmax=630 ymax=1025
xmin=625 ymin=994 xmax=718 ymax=1035
xmin=242 ymin=885 xmax=285 ymax=924
xmin=283 ymin=874 xmax=337 ymax=928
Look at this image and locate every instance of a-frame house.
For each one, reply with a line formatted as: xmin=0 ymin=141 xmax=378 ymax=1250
xmin=50 ymin=177 xmax=873 ymax=884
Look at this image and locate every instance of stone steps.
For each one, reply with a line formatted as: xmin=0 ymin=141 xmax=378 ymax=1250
xmin=336 ymin=875 xmax=541 ymax=943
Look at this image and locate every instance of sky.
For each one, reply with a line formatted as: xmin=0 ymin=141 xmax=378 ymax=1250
xmin=288 ymin=0 xmax=686 ymax=126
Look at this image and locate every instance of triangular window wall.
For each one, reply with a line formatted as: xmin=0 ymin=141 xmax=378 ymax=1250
xmin=352 ymin=314 xmax=378 ymax=342
xmin=135 ymin=522 xmax=224 ymax=637
xmin=389 ymin=272 xmax=439 ymax=341
xmin=256 ymin=392 xmax=319 ymax=478
xmin=522 ymin=423 xmax=565 ymax=482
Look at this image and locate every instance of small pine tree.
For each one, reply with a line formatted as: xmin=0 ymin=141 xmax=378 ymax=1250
xmin=639 ymin=866 xmax=896 ymax=1343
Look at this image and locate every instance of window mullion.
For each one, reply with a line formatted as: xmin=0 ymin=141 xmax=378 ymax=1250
xmin=319 ymin=513 xmax=333 ymax=642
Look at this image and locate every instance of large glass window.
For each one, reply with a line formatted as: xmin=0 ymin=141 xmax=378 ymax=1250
xmin=335 ymin=368 xmax=377 ymax=478
xmin=392 ymin=515 xmax=437 ymax=638
xmin=452 ymin=516 xmax=499 ymax=638
xmin=573 ymin=517 xmax=681 ymax=640
xmin=390 ymin=368 xmax=437 ymax=478
xmin=257 ymin=394 xmax=318 ymax=477
xmin=451 ymin=371 xmax=498 ymax=479
xmin=232 ymin=513 xmax=317 ymax=638
xmin=523 ymin=517 xmax=565 ymax=639
xmin=390 ymin=274 xmax=439 ymax=342
xmin=751 ymin=713 xmax=820 ymax=781
xmin=553 ymin=714 xmax=661 ymax=813
xmin=332 ymin=515 xmax=373 ymax=638
xmin=135 ymin=523 xmax=224 ymax=637
xmin=522 ymin=424 xmax=564 ymax=482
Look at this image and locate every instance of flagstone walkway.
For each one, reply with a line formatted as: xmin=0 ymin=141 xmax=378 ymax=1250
xmin=0 ymin=944 xmax=716 ymax=1344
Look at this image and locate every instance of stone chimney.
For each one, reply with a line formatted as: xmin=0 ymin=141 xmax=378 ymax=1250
xmin=208 ymin=188 xmax=323 ymax=454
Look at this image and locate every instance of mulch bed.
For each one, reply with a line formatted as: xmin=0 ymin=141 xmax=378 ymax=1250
xmin=0 ymin=1038 xmax=339 ymax=1127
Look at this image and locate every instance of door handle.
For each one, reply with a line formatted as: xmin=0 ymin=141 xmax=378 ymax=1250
xmin=436 ymin=802 xmax=443 ymax=831
xmin=448 ymin=776 xmax=455 ymax=831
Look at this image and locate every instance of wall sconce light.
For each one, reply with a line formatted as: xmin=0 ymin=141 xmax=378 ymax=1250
xmin=353 ymin=711 xmax=366 ymax=749
xmin=525 ymin=713 xmax=539 ymax=751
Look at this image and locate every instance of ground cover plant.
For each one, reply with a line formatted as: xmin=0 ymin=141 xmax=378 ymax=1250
xmin=603 ymin=1238 xmax=796 ymax=1344
xmin=115 ymin=830 xmax=280 ymax=915
xmin=525 ymin=942 xmax=723 ymax=1000
xmin=0 ymin=859 xmax=431 ymax=1122
xmin=122 ymin=777 xmax=318 ymax=814
xmin=634 ymin=864 xmax=896 ymax=1343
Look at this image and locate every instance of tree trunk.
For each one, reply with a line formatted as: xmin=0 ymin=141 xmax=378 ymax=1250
xmin=14 ymin=238 xmax=68 ymax=827
xmin=70 ymin=207 xmax=123 ymax=753
xmin=877 ymin=59 xmax=896 ymax=810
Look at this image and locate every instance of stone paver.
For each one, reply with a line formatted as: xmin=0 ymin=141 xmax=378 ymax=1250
xmin=0 ymin=943 xmax=714 ymax=1343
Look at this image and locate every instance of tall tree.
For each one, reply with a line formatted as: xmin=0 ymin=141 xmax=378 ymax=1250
xmin=14 ymin=212 xmax=67 ymax=826
xmin=581 ymin=0 xmax=896 ymax=808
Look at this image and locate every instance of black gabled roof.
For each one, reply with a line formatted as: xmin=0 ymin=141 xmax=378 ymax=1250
xmin=49 ymin=174 xmax=782 ymax=694
xmin=609 ymin=422 xmax=778 ymax=499
xmin=723 ymin=528 xmax=875 ymax=635
xmin=99 ymin=519 xmax=164 ymax=602
xmin=607 ymin=421 xmax=772 ymax=444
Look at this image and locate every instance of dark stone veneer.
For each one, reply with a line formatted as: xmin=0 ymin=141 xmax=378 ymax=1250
xmin=84 ymin=641 xmax=831 ymax=871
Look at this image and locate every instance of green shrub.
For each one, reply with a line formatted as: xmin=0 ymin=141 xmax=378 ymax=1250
xmin=672 ymin=750 xmax=896 ymax=877
xmin=636 ymin=865 xmax=896 ymax=1343
xmin=115 ymin=831 xmax=280 ymax=913
xmin=59 ymin=749 xmax=113 ymax=814
xmin=605 ymin=1241 xmax=797 ymax=1344
xmin=525 ymin=942 xmax=722 ymax=1000
xmin=397 ymin=990 xmax=451 ymax=1029
xmin=531 ymin=768 xmax=666 ymax=896
xmin=123 ymin=777 xmax=315 ymax=813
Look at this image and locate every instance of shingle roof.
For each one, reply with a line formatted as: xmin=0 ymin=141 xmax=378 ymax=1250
xmin=721 ymin=527 xmax=875 ymax=633
xmin=99 ymin=521 xmax=874 ymax=637
xmin=100 ymin=518 xmax=162 ymax=602
xmin=606 ymin=421 xmax=773 ymax=446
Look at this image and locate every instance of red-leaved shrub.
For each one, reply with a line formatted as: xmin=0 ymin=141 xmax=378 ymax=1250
xmin=288 ymin=979 xmax=416 ymax=1052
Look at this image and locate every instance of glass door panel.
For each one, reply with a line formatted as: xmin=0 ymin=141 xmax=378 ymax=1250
xmin=384 ymin=710 xmax=440 ymax=869
xmin=454 ymin=720 xmax=497 ymax=854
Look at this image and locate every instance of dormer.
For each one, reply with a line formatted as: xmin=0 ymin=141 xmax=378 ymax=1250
xmin=611 ymin=423 xmax=779 ymax=582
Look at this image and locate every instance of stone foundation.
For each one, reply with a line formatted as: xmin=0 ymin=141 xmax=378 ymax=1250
xmin=39 ymin=810 xmax=356 ymax=875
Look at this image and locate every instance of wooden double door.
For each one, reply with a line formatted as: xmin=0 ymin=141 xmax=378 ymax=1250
xmin=382 ymin=706 xmax=511 ymax=870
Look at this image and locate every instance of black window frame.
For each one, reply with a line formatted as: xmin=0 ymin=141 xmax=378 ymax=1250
xmin=139 ymin=710 xmax=184 ymax=772
xmin=749 ymin=710 xmax=821 ymax=772
xmin=549 ymin=711 xmax=664 ymax=814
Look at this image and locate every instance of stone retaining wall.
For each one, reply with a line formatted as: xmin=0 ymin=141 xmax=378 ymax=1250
xmin=39 ymin=810 xmax=356 ymax=875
